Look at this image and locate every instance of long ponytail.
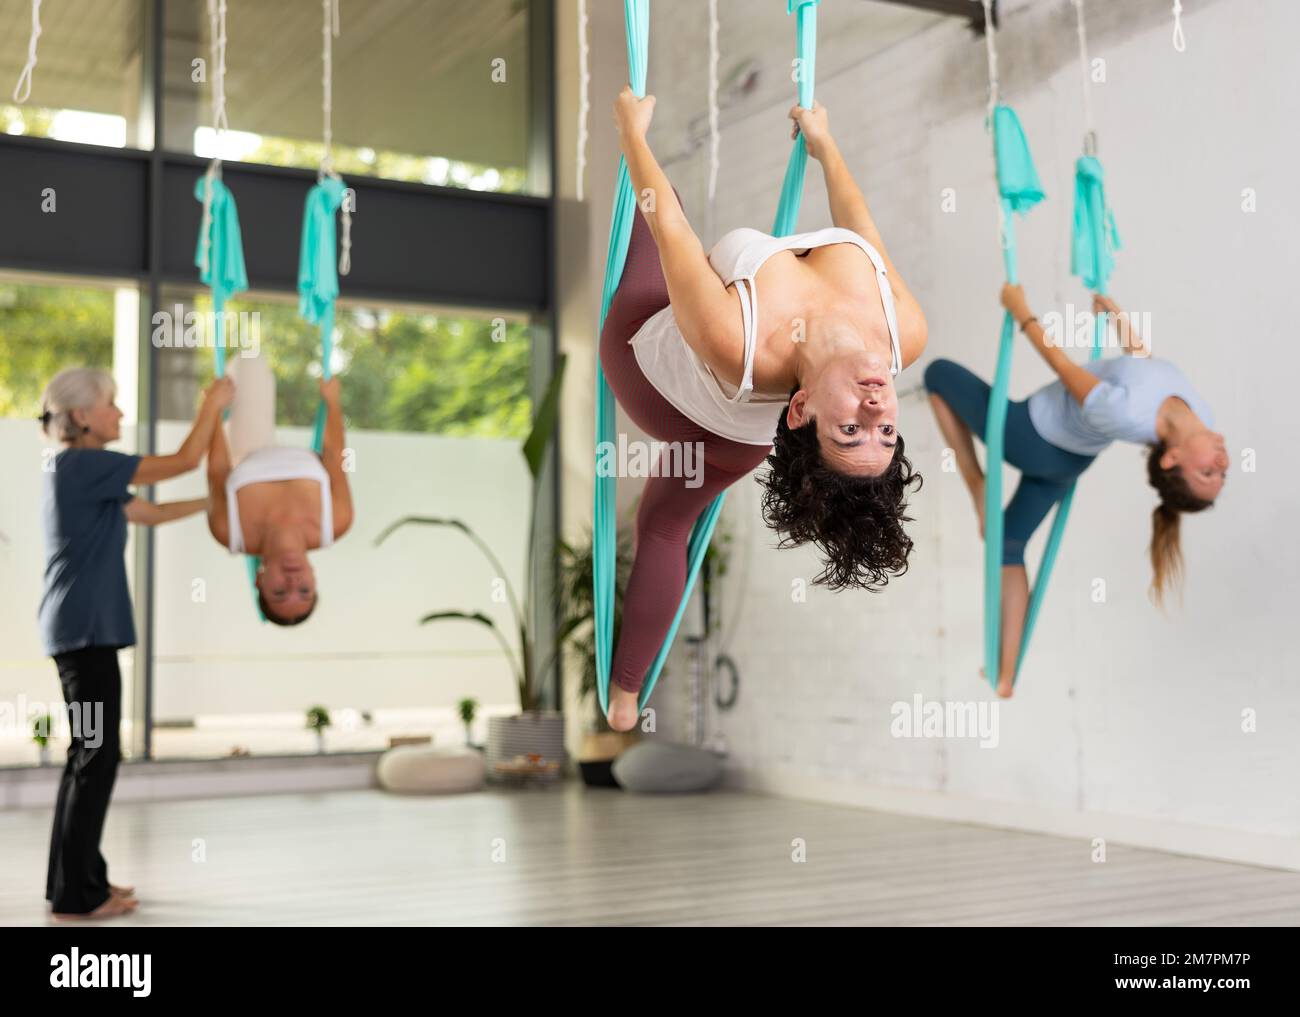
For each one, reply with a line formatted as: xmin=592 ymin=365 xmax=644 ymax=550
xmin=1146 ymin=442 xmax=1213 ymax=607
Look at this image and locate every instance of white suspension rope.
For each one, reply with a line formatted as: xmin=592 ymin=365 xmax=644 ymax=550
xmin=981 ymin=0 xmax=999 ymax=118
xmin=576 ymin=0 xmax=589 ymax=202
xmin=318 ymin=0 xmax=351 ymax=275
xmin=12 ymin=0 xmax=42 ymax=104
xmin=320 ymin=0 xmax=339 ymax=176
xmin=980 ymin=0 xmax=1008 ymax=252
xmin=707 ymin=0 xmax=720 ymax=204
xmin=1172 ymin=1 xmax=1186 ymax=52
xmin=199 ymin=0 xmax=230 ymax=277
xmin=1072 ymin=0 xmax=1096 ymax=154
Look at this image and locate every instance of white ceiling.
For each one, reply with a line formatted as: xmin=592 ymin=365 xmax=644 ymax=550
xmin=0 ymin=0 xmax=531 ymax=167
xmin=0 ymin=0 xmax=947 ymax=168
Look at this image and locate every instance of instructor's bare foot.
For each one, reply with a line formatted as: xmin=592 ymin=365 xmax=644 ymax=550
xmin=110 ymin=883 xmax=135 ymax=898
xmin=53 ymin=895 xmax=139 ymax=921
xmin=607 ymin=684 xmax=640 ymax=733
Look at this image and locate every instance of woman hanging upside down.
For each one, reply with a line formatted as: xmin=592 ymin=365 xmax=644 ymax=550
xmin=205 ymin=351 xmax=353 ymax=625
xmin=602 ymin=86 xmax=928 ymax=731
xmin=925 ymin=284 xmax=1227 ymax=697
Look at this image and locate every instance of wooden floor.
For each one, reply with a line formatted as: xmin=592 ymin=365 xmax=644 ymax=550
xmin=3 ymin=784 xmax=1298 ymax=926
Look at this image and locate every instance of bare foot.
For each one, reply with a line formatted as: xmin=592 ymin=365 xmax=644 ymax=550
xmin=52 ymin=895 xmax=139 ymax=921
xmin=979 ymin=667 xmax=1015 ymax=698
xmin=110 ymin=883 xmax=135 ymax=898
xmin=607 ymin=683 xmax=641 ymax=733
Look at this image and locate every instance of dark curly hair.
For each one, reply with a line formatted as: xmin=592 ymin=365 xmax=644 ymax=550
xmin=759 ymin=396 xmax=922 ymax=592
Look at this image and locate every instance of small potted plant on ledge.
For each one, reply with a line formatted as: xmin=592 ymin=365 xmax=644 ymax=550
xmin=306 ymin=705 xmax=331 ymax=754
xmin=458 ymin=697 xmax=480 ymax=750
xmin=377 ymin=356 xmax=568 ymax=784
xmin=32 ymin=713 xmax=52 ymax=766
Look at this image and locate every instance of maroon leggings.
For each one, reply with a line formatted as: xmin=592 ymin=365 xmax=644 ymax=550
xmin=600 ymin=199 xmax=773 ymax=693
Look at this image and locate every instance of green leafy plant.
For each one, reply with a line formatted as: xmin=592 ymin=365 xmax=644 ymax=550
xmin=552 ymin=529 xmax=634 ymax=731
xmin=305 ymin=706 xmax=332 ymax=732
xmin=458 ymin=697 xmax=479 ymax=745
xmin=376 ymin=355 xmax=567 ymax=714
xmin=31 ymin=713 xmax=52 ymax=749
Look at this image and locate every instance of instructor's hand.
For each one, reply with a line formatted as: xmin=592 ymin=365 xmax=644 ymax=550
xmin=203 ymin=377 xmax=235 ymax=412
xmin=1001 ymin=283 xmax=1032 ymax=325
xmin=789 ymin=102 xmax=832 ymax=161
xmin=613 ymin=85 xmax=655 ymax=143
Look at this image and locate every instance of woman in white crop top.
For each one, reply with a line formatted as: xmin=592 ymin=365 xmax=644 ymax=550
xmin=601 ymin=88 xmax=928 ymax=732
xmin=205 ymin=353 xmax=354 ymax=626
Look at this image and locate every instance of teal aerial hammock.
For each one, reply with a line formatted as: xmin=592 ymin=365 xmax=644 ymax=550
xmin=595 ymin=0 xmax=821 ymax=715
xmin=193 ymin=0 xmax=351 ymax=620
xmin=297 ymin=174 xmax=348 ymax=455
xmin=253 ymin=0 xmax=352 ymax=617
xmin=979 ymin=0 xmax=1119 ymax=688
xmin=195 ymin=164 xmax=263 ymax=614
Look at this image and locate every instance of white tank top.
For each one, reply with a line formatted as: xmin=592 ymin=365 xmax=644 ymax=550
xmin=629 ymin=225 xmax=904 ymax=446
xmin=225 ymin=446 xmax=334 ymax=554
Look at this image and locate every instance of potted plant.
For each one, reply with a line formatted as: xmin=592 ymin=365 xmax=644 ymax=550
xmin=306 ymin=705 xmax=331 ymax=754
xmin=551 ymin=529 xmax=636 ymax=786
xmin=458 ymin=697 xmax=480 ymax=749
xmin=32 ymin=712 xmax=52 ymax=766
xmin=377 ymin=356 xmax=568 ymax=783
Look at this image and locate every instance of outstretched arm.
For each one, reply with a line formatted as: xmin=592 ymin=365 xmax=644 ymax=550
xmin=613 ymin=87 xmax=745 ymax=383
xmin=125 ymin=497 xmax=207 ymax=525
xmin=205 ymin=415 xmax=232 ymax=546
xmin=1002 ymin=285 xmax=1101 ymax=406
xmin=1094 ymin=293 xmax=1149 ymax=357
xmin=132 ymin=378 xmax=233 ymax=486
xmin=318 ymin=379 xmax=353 ymax=539
xmin=792 ymin=103 xmax=927 ymax=366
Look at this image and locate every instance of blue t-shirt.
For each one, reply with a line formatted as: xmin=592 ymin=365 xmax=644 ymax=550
xmin=38 ymin=448 xmax=141 ymax=657
xmin=1027 ymin=357 xmax=1214 ymax=457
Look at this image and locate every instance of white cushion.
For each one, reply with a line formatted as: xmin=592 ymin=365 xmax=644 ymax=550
xmin=377 ymin=745 xmax=485 ymax=794
xmin=611 ymin=741 xmax=723 ymax=793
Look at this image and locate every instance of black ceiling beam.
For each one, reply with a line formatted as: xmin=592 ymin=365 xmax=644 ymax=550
xmin=0 ymin=134 xmax=550 ymax=313
xmin=867 ymin=0 xmax=994 ymax=33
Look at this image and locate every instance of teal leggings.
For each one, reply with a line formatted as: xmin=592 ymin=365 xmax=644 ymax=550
xmin=924 ymin=358 xmax=1096 ymax=566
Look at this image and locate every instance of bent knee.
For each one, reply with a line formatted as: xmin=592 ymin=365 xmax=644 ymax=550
xmin=923 ymin=357 xmax=960 ymax=395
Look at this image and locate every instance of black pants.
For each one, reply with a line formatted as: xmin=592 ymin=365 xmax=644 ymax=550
xmin=46 ymin=646 xmax=122 ymax=914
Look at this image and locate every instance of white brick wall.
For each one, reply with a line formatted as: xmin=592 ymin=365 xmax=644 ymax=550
xmin=557 ymin=0 xmax=1299 ymax=868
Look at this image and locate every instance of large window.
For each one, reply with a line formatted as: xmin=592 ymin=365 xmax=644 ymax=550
xmin=163 ymin=0 xmax=538 ymax=193
xmin=148 ymin=291 xmax=538 ymax=760
xmin=0 ymin=0 xmax=150 ymax=148
xmin=0 ymin=0 xmax=555 ymax=769
xmin=0 ymin=275 xmax=143 ymax=768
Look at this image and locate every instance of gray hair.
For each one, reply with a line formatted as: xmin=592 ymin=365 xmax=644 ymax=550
xmin=39 ymin=367 xmax=116 ymax=442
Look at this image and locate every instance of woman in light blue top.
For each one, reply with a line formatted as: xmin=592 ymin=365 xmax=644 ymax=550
xmin=924 ymin=285 xmax=1227 ymax=696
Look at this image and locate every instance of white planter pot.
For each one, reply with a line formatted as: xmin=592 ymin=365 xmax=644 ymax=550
xmin=486 ymin=713 xmax=566 ymax=782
